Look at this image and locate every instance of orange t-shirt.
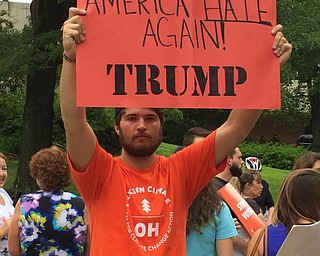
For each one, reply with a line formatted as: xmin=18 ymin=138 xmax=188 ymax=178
xmin=69 ymin=130 xmax=225 ymax=255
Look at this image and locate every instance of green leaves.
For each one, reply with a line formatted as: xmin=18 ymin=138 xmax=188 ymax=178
xmin=240 ymin=141 xmax=309 ymax=170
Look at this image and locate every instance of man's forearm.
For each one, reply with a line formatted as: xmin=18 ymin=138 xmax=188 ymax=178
xmin=233 ymin=235 xmax=249 ymax=254
xmin=60 ymin=60 xmax=86 ymax=130
xmin=215 ymin=109 xmax=262 ymax=165
xmin=226 ymin=109 xmax=263 ymax=142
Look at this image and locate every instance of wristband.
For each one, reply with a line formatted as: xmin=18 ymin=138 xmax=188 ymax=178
xmin=63 ymin=52 xmax=76 ymax=63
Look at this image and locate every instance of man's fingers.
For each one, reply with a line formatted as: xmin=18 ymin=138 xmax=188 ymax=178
xmin=69 ymin=7 xmax=86 ymax=19
xmin=63 ymin=17 xmax=86 ymax=44
xmin=279 ymin=42 xmax=293 ymax=66
xmin=274 ymin=36 xmax=287 ymax=55
xmin=62 ymin=8 xmax=87 ymax=59
xmin=274 ymin=38 xmax=291 ymax=56
xmin=273 ymin=31 xmax=283 ymax=50
xmin=271 ymin=24 xmax=283 ymax=35
xmin=271 ymin=24 xmax=292 ymax=66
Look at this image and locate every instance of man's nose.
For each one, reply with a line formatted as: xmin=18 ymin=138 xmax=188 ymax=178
xmin=137 ymin=118 xmax=147 ymax=130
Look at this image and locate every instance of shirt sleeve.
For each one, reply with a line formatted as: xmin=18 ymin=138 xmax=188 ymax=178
xmin=168 ymin=130 xmax=227 ymax=204
xmin=216 ymin=202 xmax=238 ymax=240
xmin=68 ymin=141 xmax=113 ymax=207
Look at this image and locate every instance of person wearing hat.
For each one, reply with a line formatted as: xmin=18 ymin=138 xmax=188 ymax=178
xmin=59 ymin=7 xmax=292 ymax=256
xmin=244 ymin=157 xmax=274 ymax=216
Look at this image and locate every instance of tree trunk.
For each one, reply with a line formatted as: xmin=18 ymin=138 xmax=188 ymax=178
xmin=10 ymin=0 xmax=75 ymax=202
xmin=310 ymin=89 xmax=320 ymax=152
xmin=11 ymin=69 xmax=57 ymax=201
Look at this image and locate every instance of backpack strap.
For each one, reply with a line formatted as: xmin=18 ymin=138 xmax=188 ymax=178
xmin=249 ymin=227 xmax=265 ymax=256
xmin=264 ymin=225 xmax=269 ymax=256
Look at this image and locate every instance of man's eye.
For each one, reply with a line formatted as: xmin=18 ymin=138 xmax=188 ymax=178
xmin=146 ymin=116 xmax=156 ymax=122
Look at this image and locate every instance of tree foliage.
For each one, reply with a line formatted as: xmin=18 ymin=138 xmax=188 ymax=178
xmin=4 ymin=0 xmax=76 ymax=201
xmin=0 ymin=9 xmax=29 ymax=156
xmin=277 ymin=0 xmax=320 ymax=151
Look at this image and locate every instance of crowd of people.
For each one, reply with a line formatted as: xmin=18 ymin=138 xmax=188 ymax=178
xmin=1 ymin=4 xmax=320 ymax=256
xmin=2 ymin=141 xmax=320 ymax=255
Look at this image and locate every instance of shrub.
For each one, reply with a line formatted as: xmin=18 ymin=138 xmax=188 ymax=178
xmin=240 ymin=141 xmax=310 ymax=170
xmin=0 ymin=88 xmax=24 ymax=155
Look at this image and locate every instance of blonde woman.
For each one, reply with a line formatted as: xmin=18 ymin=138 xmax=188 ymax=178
xmin=0 ymin=152 xmax=14 ymax=255
xmin=230 ymin=169 xmax=264 ymax=222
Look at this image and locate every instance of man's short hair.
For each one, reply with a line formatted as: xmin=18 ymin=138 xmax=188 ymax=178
xmin=227 ymin=148 xmax=237 ymax=158
xmin=114 ymin=108 xmax=165 ymax=125
xmin=182 ymin=127 xmax=212 ymax=146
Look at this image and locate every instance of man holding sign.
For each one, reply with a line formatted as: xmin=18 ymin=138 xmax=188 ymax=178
xmin=60 ymin=7 xmax=291 ymax=256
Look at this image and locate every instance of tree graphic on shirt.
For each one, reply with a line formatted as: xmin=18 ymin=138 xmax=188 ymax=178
xmin=141 ymin=199 xmax=151 ymax=213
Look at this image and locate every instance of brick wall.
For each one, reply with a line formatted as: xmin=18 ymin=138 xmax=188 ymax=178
xmin=248 ymin=118 xmax=305 ymax=144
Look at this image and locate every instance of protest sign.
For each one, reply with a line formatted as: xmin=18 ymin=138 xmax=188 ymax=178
xmin=276 ymin=221 xmax=320 ymax=256
xmin=218 ymin=183 xmax=264 ymax=236
xmin=77 ymin=0 xmax=278 ymax=108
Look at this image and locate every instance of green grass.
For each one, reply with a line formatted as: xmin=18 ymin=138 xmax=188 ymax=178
xmin=259 ymin=166 xmax=291 ymax=201
xmin=5 ymin=160 xmax=80 ymax=195
xmin=5 ymin=160 xmax=18 ymax=191
xmin=5 ymin=143 xmax=292 ymax=202
xmin=156 ymin=142 xmax=178 ymax=156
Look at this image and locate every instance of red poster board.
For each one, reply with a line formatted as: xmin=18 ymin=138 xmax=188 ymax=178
xmin=218 ymin=183 xmax=264 ymax=237
xmin=76 ymin=0 xmax=279 ymax=109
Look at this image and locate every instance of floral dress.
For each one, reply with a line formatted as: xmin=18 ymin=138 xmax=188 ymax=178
xmin=19 ymin=190 xmax=87 ymax=256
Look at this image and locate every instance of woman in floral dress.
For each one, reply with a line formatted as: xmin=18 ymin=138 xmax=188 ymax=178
xmin=8 ymin=146 xmax=89 ymax=255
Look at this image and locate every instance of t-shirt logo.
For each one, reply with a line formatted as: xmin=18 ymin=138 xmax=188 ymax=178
xmin=125 ymin=186 xmax=174 ymax=252
xmin=141 ymin=199 xmax=151 ymax=213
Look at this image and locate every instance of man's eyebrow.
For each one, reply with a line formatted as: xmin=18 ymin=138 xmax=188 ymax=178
xmin=123 ymin=113 xmax=158 ymax=118
xmin=123 ymin=113 xmax=138 ymax=117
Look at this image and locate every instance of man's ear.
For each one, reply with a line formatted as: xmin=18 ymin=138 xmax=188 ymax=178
xmin=114 ymin=124 xmax=120 ymax=136
xmin=227 ymin=156 xmax=232 ymax=166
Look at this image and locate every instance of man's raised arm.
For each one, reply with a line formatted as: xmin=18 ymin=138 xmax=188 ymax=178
xmin=60 ymin=8 xmax=96 ymax=171
xmin=215 ymin=24 xmax=292 ymax=165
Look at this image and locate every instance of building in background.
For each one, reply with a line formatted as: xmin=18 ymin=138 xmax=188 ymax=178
xmin=0 ymin=1 xmax=30 ymax=30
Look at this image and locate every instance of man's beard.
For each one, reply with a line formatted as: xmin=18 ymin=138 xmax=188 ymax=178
xmin=230 ymin=163 xmax=243 ymax=177
xmin=119 ymin=129 xmax=162 ymax=157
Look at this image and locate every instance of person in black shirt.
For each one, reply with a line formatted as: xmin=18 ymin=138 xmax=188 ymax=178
xmin=214 ymin=147 xmax=243 ymax=190
xmin=244 ymin=157 xmax=274 ymax=215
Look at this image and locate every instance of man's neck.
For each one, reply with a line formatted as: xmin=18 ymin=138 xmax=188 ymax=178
xmin=215 ymin=168 xmax=233 ymax=182
xmin=121 ymin=150 xmax=157 ymax=170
